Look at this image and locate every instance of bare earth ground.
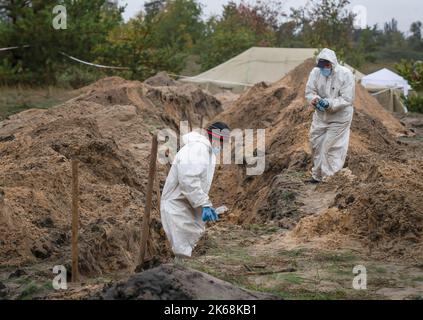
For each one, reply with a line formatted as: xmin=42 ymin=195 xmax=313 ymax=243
xmin=1 ymin=67 xmax=423 ymax=300
xmin=2 ymin=184 xmax=423 ymax=300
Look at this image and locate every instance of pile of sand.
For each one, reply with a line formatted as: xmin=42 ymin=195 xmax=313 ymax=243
xmin=0 ymin=75 xmax=222 ymax=274
xmin=211 ymin=59 xmax=423 ymax=259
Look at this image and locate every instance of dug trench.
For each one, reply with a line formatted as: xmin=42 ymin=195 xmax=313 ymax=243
xmin=1 ymin=61 xmax=423 ymax=300
xmin=0 ymin=74 xmax=230 ymax=299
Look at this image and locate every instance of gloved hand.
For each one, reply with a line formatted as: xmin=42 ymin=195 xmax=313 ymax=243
xmin=202 ymin=207 xmax=219 ymax=222
xmin=316 ymin=99 xmax=330 ymax=112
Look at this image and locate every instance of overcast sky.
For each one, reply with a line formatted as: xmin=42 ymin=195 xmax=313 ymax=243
xmin=119 ymin=0 xmax=423 ymax=34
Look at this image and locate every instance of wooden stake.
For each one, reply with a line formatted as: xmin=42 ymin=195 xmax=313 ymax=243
xmin=186 ymin=109 xmax=193 ymax=132
xmin=71 ymin=159 xmax=80 ymax=283
xmin=139 ymin=135 xmax=158 ymax=266
xmin=155 ymin=169 xmax=161 ymax=213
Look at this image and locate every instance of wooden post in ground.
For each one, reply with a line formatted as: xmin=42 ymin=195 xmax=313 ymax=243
xmin=71 ymin=159 xmax=80 ymax=283
xmin=155 ymin=169 xmax=161 ymax=213
xmin=139 ymin=135 xmax=158 ymax=266
xmin=186 ymin=109 xmax=193 ymax=132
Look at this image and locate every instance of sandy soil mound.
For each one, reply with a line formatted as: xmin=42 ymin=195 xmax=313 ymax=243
xmin=98 ymin=264 xmax=277 ymax=300
xmin=211 ymin=59 xmax=422 ymax=259
xmin=0 ymin=75 xmax=222 ymax=274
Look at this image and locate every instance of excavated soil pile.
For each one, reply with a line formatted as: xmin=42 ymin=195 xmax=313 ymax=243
xmin=211 ymin=59 xmax=423 ymax=259
xmin=0 ymin=75 xmax=222 ymax=273
xmin=98 ymin=264 xmax=277 ymax=300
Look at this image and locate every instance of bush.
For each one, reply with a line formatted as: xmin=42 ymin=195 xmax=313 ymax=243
xmin=55 ymin=65 xmax=108 ymax=89
xmin=402 ymin=94 xmax=423 ymax=113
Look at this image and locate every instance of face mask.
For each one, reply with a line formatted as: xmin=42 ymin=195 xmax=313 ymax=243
xmin=212 ymin=146 xmax=221 ymax=155
xmin=320 ymin=67 xmax=332 ymax=77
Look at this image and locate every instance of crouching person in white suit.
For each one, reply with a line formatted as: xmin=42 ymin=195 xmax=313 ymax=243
xmin=161 ymin=122 xmax=230 ymax=262
xmin=305 ymin=48 xmax=356 ymax=183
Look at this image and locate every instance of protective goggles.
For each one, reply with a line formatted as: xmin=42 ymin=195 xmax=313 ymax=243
xmin=317 ymin=59 xmax=332 ymax=68
xmin=207 ymin=128 xmax=230 ymax=142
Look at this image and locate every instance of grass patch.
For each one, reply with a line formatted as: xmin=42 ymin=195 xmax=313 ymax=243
xmin=18 ymin=282 xmax=41 ymax=300
xmin=245 ymin=224 xmax=280 ymax=235
xmin=371 ymin=266 xmax=388 ymax=274
xmin=0 ymin=86 xmax=72 ymax=120
xmin=10 ymin=276 xmax=32 ymax=285
xmin=281 ymin=191 xmax=296 ymax=202
xmin=278 ymin=248 xmax=308 ymax=258
xmin=17 ymin=280 xmax=55 ymax=300
xmin=328 ymin=264 xmax=355 ymax=277
xmin=286 ymin=171 xmax=307 ymax=179
xmin=273 ymin=273 xmax=306 ymax=285
xmin=314 ymin=251 xmax=358 ymax=264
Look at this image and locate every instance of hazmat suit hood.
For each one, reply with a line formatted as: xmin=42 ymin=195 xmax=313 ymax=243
xmin=181 ymin=131 xmax=211 ymax=149
xmin=317 ymin=48 xmax=339 ymax=69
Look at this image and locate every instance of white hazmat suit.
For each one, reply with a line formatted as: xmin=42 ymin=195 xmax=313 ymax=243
xmin=305 ymin=48 xmax=355 ymax=182
xmin=161 ymin=131 xmax=216 ymax=257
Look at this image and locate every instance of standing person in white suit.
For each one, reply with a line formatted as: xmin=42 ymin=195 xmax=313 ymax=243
xmin=161 ymin=122 xmax=230 ymax=261
xmin=305 ymin=48 xmax=356 ymax=183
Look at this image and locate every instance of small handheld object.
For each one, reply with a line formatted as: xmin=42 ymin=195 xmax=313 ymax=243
xmin=215 ymin=206 xmax=229 ymax=215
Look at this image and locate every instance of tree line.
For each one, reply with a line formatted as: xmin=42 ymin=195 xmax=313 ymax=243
xmin=0 ymin=0 xmax=422 ymax=89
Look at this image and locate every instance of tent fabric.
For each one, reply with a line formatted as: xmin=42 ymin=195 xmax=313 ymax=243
xmin=182 ymin=47 xmax=364 ymax=94
xmin=361 ymin=68 xmax=412 ymax=96
xmin=369 ymin=88 xmax=408 ymax=114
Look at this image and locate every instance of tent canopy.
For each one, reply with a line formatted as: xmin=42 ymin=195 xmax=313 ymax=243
xmin=361 ymin=68 xmax=412 ymax=96
xmin=182 ymin=47 xmax=364 ymax=93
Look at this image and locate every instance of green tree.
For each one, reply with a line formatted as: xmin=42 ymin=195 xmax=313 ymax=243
xmin=199 ymin=0 xmax=284 ymax=70
xmin=144 ymin=0 xmax=167 ymax=21
xmin=0 ymin=0 xmax=123 ymax=85
xmin=396 ymin=60 xmax=423 ymax=113
xmin=290 ymin=0 xmax=357 ymax=64
xmin=151 ymin=0 xmax=205 ymax=52
xmin=95 ymin=0 xmax=203 ymax=81
xmin=396 ymin=60 xmax=423 ymax=92
xmin=409 ymin=21 xmax=422 ymax=50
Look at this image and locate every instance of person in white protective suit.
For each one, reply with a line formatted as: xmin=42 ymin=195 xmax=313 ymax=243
xmin=305 ymin=48 xmax=356 ymax=183
xmin=161 ymin=122 xmax=231 ymax=260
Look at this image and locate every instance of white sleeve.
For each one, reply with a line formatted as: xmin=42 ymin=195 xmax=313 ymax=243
xmin=177 ymin=144 xmax=212 ymax=209
xmin=327 ymin=72 xmax=355 ymax=112
xmin=305 ymin=68 xmax=321 ymax=103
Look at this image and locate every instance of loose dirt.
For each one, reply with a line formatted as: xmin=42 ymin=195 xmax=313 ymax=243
xmin=1 ymin=60 xmax=423 ymax=300
xmin=0 ymin=75 xmax=222 ymax=275
xmin=211 ymin=59 xmax=423 ymax=261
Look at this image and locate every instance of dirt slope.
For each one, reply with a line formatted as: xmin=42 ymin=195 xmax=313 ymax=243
xmin=211 ymin=59 xmax=423 ymax=260
xmin=0 ymin=75 xmax=222 ymax=274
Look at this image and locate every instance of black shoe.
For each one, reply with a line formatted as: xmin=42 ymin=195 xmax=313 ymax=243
xmin=305 ymin=178 xmax=321 ymax=184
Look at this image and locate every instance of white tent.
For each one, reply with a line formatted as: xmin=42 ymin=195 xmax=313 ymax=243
xmin=361 ymin=68 xmax=412 ymax=96
xmin=181 ymin=47 xmax=364 ymax=94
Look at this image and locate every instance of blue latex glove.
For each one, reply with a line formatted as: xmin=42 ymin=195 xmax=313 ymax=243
xmin=316 ymin=99 xmax=330 ymax=112
xmin=202 ymin=207 xmax=219 ymax=222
